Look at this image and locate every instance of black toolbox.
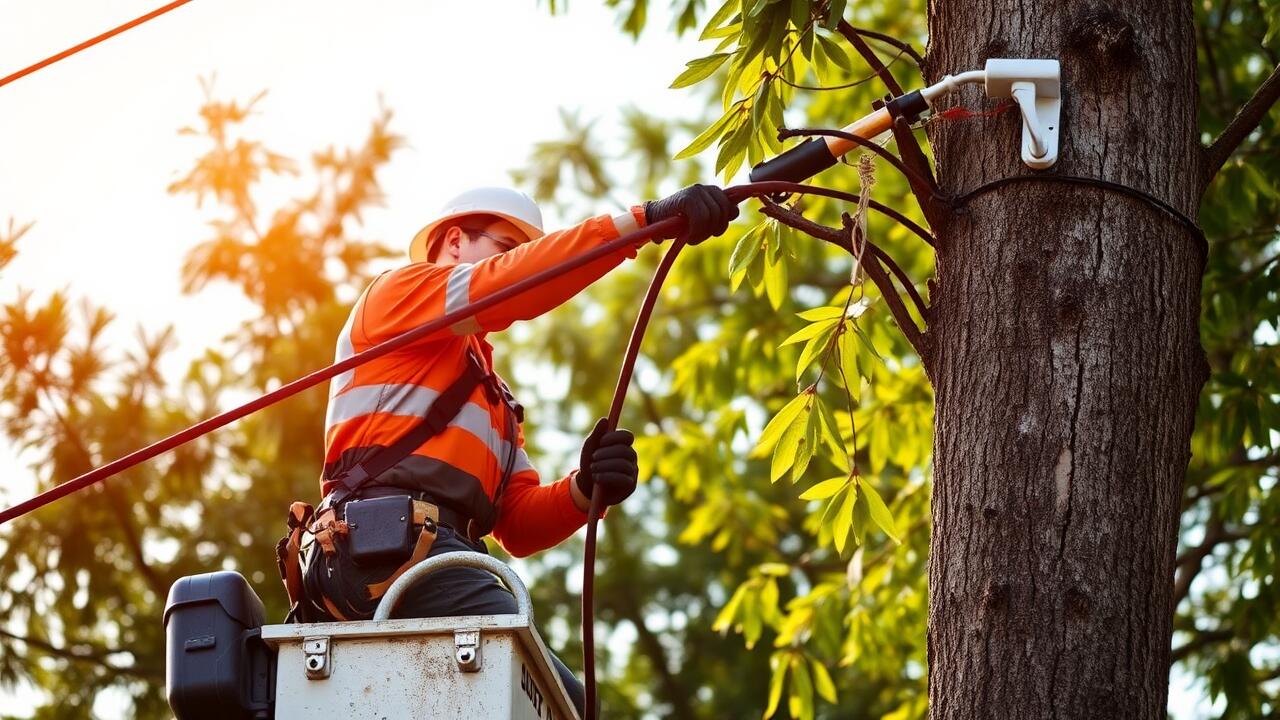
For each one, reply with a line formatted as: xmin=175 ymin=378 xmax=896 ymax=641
xmin=163 ymin=571 xmax=274 ymax=719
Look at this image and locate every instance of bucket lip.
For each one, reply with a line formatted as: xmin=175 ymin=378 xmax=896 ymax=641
xmin=164 ymin=571 xmax=265 ymax=629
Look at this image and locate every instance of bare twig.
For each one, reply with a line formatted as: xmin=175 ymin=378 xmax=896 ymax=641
xmin=836 ymin=20 xmax=905 ymax=96
xmin=779 ymin=47 xmax=908 ymax=91
xmin=752 ymin=179 xmax=936 ymax=245
xmin=844 ymin=25 xmax=924 ymax=67
xmin=0 ymin=627 xmax=161 ymax=680
xmin=1170 ymin=627 xmax=1236 ymax=664
xmin=1201 ymin=63 xmax=1280 ymax=191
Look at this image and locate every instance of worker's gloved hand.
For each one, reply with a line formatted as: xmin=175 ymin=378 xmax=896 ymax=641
xmin=644 ymin=183 xmax=739 ymax=246
xmin=575 ymin=418 xmax=638 ymax=508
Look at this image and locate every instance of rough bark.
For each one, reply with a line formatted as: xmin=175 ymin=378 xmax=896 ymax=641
xmin=923 ymin=2 xmax=1207 ymax=718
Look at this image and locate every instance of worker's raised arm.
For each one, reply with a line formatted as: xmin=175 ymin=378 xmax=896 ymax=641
xmin=462 ymin=209 xmax=647 ymax=335
xmin=357 ymin=209 xmax=644 ymax=346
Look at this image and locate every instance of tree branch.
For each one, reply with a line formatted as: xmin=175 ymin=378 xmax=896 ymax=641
xmin=1202 ymin=63 xmax=1280 ymax=190
xmin=836 ymin=20 xmax=906 ymax=96
xmin=759 ymin=201 xmax=931 ymax=362
xmin=0 ymin=627 xmax=161 ymax=680
xmin=1170 ymin=627 xmax=1236 ymax=664
xmin=1170 ymin=515 xmax=1257 ymax=606
xmin=844 ymin=25 xmax=924 ymax=66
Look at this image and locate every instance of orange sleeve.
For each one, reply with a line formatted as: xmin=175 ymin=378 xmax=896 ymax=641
xmin=491 ymin=427 xmax=590 ymax=557
xmin=360 ymin=209 xmax=646 ymax=345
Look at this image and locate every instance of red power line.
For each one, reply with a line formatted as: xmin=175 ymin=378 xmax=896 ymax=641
xmin=0 ymin=0 xmax=196 ymax=90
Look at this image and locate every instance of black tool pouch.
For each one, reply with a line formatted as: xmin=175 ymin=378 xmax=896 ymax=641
xmin=345 ymin=495 xmax=415 ymax=566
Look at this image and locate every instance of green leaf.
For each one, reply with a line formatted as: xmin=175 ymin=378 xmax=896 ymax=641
xmin=799 ymin=476 xmax=846 ymax=500
xmin=832 ymin=479 xmax=857 ymax=554
xmin=852 ymin=480 xmax=872 ymax=545
xmin=823 ymin=0 xmax=848 ymax=30
xmin=795 ymin=325 xmax=836 ymax=381
xmin=816 ymin=32 xmax=851 ymax=71
xmin=750 ymin=79 xmax=773 ymax=134
xmin=789 ymin=400 xmax=820 ymax=481
xmin=713 ymin=583 xmax=748 ymax=632
xmin=671 ymin=53 xmax=732 ymax=89
xmin=838 ymin=323 xmax=860 ymax=387
xmin=789 ymin=0 xmax=810 ymax=31
xmin=729 ymin=222 xmax=767 ymax=284
xmin=797 ymin=305 xmax=844 ymax=321
xmin=811 ymin=658 xmax=838 ymax=703
xmin=860 ymin=478 xmax=900 ymax=543
xmin=754 ymin=391 xmax=811 ymax=456
xmin=772 ymin=408 xmax=809 ymax=482
xmin=788 ymin=654 xmax=815 ymax=720
xmin=758 ymin=562 xmax=790 ymax=576
xmin=715 ymin=120 xmax=752 ymax=175
xmin=700 ymin=0 xmax=741 ymax=41
xmin=764 ymin=248 xmax=788 ymax=310
xmin=676 ymin=108 xmax=738 ymax=160
xmin=780 ymin=317 xmax=839 ymax=346
xmin=817 ymin=395 xmax=847 ymax=460
xmin=764 ymin=652 xmax=788 ymax=718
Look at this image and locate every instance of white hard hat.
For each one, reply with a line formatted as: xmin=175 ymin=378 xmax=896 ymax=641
xmin=410 ymin=186 xmax=545 ymax=262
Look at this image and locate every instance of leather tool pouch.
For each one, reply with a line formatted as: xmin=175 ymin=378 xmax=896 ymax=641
xmin=345 ymin=495 xmax=415 ymax=566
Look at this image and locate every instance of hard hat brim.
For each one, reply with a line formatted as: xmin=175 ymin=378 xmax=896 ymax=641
xmin=410 ymin=210 xmax=544 ymax=263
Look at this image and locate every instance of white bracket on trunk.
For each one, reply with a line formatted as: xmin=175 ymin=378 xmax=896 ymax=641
xmin=984 ymin=59 xmax=1061 ymax=169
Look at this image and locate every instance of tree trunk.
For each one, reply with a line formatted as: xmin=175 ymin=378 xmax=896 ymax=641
xmin=923 ymin=2 xmax=1207 ymax=718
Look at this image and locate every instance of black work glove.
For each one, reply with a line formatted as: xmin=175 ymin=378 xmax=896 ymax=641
xmin=574 ymin=418 xmax=638 ymax=508
xmin=643 ymin=183 xmax=739 ymax=246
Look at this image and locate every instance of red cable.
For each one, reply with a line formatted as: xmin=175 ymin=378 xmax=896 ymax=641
xmin=0 ymin=0 xmax=196 ymax=89
xmin=933 ymin=100 xmax=1015 ymax=121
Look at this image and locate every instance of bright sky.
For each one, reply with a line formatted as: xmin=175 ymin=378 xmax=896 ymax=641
xmin=0 ymin=2 xmax=1216 ymax=717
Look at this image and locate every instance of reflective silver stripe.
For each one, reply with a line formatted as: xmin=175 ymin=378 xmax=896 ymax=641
xmin=326 ymin=382 xmax=528 ymax=473
xmin=612 ymin=210 xmax=639 ymax=235
xmin=445 ymin=263 xmax=475 ymax=314
xmin=511 ymin=447 xmax=535 ymax=475
xmin=323 ymin=304 xmax=360 ymax=428
xmin=328 ymin=384 xmax=440 ymax=426
xmin=445 ymin=263 xmax=480 ymax=335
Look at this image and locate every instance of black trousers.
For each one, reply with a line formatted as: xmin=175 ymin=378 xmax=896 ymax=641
xmin=302 ymin=524 xmax=593 ymax=718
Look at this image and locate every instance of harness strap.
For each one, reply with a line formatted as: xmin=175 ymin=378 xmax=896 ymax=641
xmin=275 ymin=501 xmax=314 ymax=619
xmin=365 ymin=520 xmax=438 ymax=600
xmin=310 ymin=507 xmax=348 ymax=556
xmin=327 ymin=349 xmax=492 ymax=507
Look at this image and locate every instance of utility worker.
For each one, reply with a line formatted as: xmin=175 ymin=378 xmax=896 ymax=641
xmin=288 ymin=183 xmax=738 ymax=717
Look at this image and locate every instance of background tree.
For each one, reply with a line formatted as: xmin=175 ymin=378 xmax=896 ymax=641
xmin=0 ymin=85 xmax=400 ymax=717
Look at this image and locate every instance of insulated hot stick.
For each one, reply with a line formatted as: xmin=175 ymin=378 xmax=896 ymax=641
xmin=749 ymin=59 xmax=1061 ymax=183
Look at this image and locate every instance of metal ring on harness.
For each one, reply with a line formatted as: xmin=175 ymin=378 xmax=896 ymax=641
xmin=372 ymin=551 xmax=532 ymax=623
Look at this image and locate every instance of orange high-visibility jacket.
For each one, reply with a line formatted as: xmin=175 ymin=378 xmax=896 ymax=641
xmin=321 ymin=208 xmax=647 ymax=557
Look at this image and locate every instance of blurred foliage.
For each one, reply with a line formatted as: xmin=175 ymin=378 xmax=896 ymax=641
xmin=0 ymin=1 xmax=1276 ymax=719
xmin=0 ymin=83 xmax=399 ymax=716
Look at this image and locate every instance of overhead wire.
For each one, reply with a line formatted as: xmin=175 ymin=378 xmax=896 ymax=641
xmin=0 ymin=0 xmax=196 ymax=90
